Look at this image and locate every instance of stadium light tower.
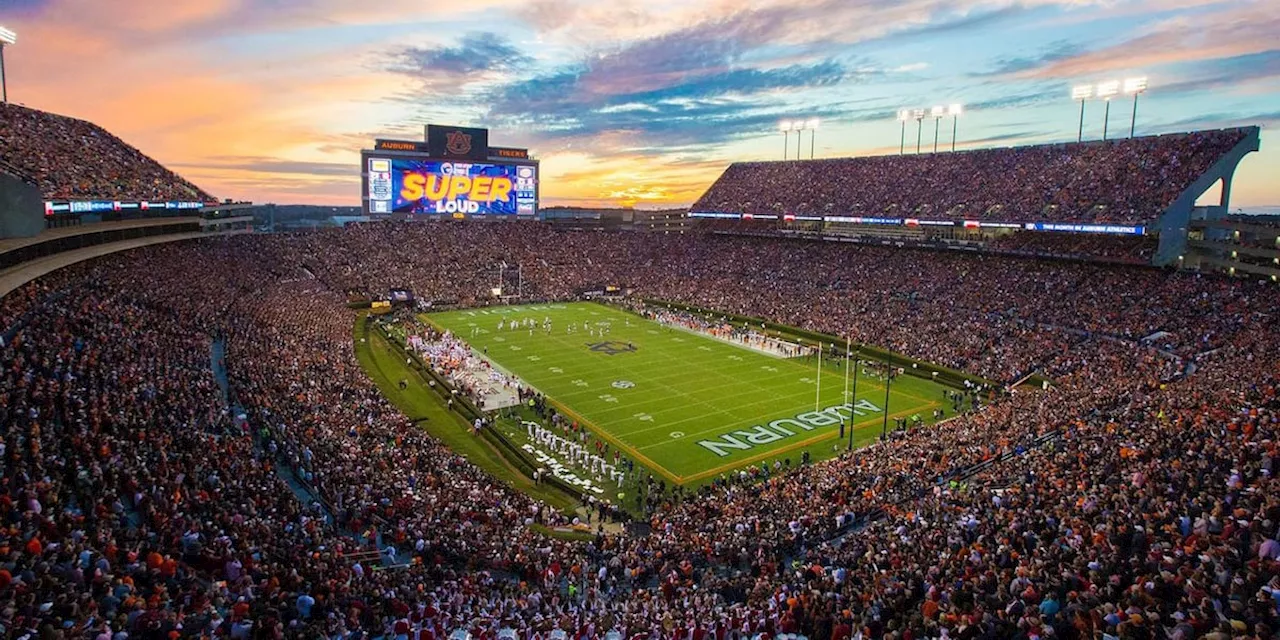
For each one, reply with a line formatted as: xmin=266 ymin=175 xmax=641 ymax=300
xmin=949 ymin=104 xmax=963 ymax=152
xmin=0 ymin=26 xmax=15 ymax=104
xmin=930 ymin=106 xmax=945 ymax=153
xmin=913 ymin=108 xmax=926 ymax=154
xmin=1096 ymin=80 xmax=1119 ymax=140
xmin=779 ymin=120 xmax=793 ymax=160
xmin=897 ymin=110 xmax=911 ymax=155
xmin=806 ymin=118 xmax=820 ymax=159
xmin=1124 ymin=76 xmax=1148 ymax=138
xmin=1071 ymin=85 xmax=1093 ymax=142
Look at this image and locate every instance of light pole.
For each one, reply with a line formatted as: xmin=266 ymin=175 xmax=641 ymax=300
xmin=913 ymin=109 xmax=925 ymax=154
xmin=932 ymin=106 xmax=945 ymax=153
xmin=1124 ymin=77 xmax=1148 ymax=138
xmin=805 ymin=118 xmax=819 ymax=159
xmin=847 ymin=347 xmax=859 ymax=450
xmin=1071 ymin=85 xmax=1092 ymax=142
xmin=897 ymin=110 xmax=910 ymax=155
xmin=881 ymin=362 xmax=892 ymax=441
xmin=0 ymin=27 xmax=15 ymax=104
xmin=949 ymin=104 xmax=963 ymax=152
xmin=1097 ymin=80 xmax=1119 ymax=141
xmin=779 ymin=121 xmax=792 ymax=160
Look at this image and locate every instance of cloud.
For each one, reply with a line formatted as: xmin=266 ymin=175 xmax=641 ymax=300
xmin=1013 ymin=1 xmax=1280 ymax=79
xmin=880 ymin=5 xmax=1030 ymax=39
xmin=175 ymin=157 xmax=356 ymax=178
xmin=1155 ymin=50 xmax=1280 ymax=96
xmin=959 ymin=129 xmax=1055 ymax=147
xmin=389 ymin=32 xmax=531 ymax=77
xmin=974 ymin=41 xmax=1081 ymax=77
xmin=892 ymin=62 xmax=930 ymax=73
xmin=3 ymin=0 xmax=55 ymax=16
xmin=7 ymin=0 xmax=1280 ymax=209
xmin=1150 ymin=110 xmax=1280 ymax=132
xmin=481 ymin=60 xmax=858 ymax=148
xmin=966 ymin=89 xmax=1063 ymax=111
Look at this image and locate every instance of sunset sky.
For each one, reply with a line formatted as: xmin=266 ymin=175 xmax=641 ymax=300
xmin=3 ymin=0 xmax=1277 ymax=209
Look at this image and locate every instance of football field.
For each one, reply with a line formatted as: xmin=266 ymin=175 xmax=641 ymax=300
xmin=426 ymin=302 xmax=947 ymax=485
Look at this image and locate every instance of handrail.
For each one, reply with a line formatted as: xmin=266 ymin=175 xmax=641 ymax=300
xmin=0 ymin=158 xmax=38 ymax=187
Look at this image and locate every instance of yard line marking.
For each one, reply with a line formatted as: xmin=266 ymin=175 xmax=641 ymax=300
xmin=424 ymin=301 xmax=962 ymax=485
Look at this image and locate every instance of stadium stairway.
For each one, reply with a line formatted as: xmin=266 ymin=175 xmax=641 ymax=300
xmin=211 ymin=338 xmax=352 ymax=535
xmin=210 ymin=337 xmax=230 ymax=403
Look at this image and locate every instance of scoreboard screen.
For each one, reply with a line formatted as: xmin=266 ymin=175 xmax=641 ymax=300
xmin=364 ymin=155 xmax=537 ymax=216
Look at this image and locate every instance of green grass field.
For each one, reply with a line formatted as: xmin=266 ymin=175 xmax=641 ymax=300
xmin=353 ymin=314 xmax=579 ymax=512
xmin=426 ymin=302 xmax=950 ymax=485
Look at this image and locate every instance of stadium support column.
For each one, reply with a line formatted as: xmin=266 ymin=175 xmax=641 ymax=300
xmin=916 ymin=117 xmax=923 ymax=154
xmin=900 ymin=120 xmax=906 ymax=155
xmin=881 ymin=364 xmax=891 ymax=441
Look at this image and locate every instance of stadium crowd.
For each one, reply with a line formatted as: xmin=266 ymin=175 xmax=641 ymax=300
xmin=0 ymin=222 xmax=1276 ymax=640
xmin=692 ymin=129 xmax=1248 ymax=225
xmin=0 ymin=103 xmax=214 ymax=202
xmin=292 ymin=224 xmax=1270 ymax=380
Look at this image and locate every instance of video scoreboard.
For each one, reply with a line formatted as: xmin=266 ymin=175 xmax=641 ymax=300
xmin=361 ymin=125 xmax=538 ymax=218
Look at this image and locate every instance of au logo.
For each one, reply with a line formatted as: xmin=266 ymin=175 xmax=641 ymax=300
xmin=588 ymin=341 xmax=637 ymax=356
xmin=446 ymin=131 xmax=472 ymax=155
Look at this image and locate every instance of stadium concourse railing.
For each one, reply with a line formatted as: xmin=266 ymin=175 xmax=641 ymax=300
xmin=635 ymin=298 xmax=1000 ymax=391
xmin=0 ymin=158 xmax=38 ymax=187
xmin=362 ymin=315 xmax=595 ymax=508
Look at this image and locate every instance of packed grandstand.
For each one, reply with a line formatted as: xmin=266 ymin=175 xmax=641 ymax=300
xmin=692 ymin=129 xmax=1249 ymax=224
xmin=0 ymin=103 xmax=214 ymax=203
xmin=0 ymin=102 xmax=1277 ymax=640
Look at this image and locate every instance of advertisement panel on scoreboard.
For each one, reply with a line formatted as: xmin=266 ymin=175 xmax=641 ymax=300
xmin=365 ymin=156 xmax=537 ymax=216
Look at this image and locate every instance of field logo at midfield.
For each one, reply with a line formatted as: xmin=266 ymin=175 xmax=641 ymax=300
xmin=588 ymin=341 xmax=637 ymax=356
xmin=697 ymin=399 xmax=883 ymax=457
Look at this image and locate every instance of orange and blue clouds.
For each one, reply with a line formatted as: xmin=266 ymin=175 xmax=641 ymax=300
xmin=2 ymin=0 xmax=1277 ymax=209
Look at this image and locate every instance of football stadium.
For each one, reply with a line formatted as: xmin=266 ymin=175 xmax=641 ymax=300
xmin=1 ymin=3 xmax=1280 ymax=639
